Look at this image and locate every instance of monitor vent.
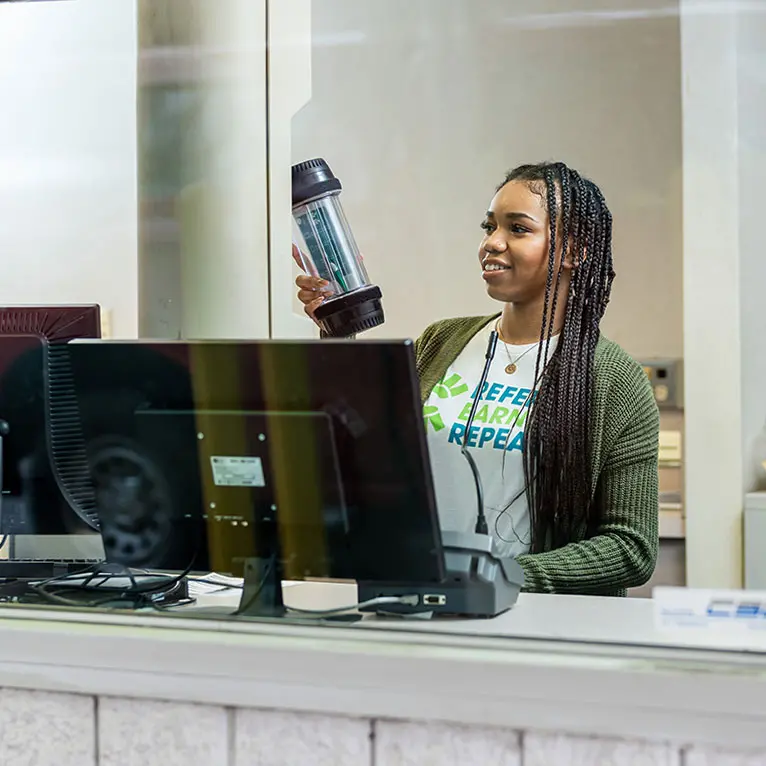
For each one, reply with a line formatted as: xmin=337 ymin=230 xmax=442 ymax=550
xmin=0 ymin=306 xmax=100 ymax=343
xmin=43 ymin=343 xmax=100 ymax=530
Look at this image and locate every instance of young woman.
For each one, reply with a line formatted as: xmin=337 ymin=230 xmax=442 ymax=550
xmin=296 ymin=161 xmax=659 ymax=596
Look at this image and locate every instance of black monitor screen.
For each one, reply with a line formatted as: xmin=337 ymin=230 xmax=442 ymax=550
xmin=60 ymin=339 xmax=444 ymax=583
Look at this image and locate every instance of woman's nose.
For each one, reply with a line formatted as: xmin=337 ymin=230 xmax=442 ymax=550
xmin=485 ymin=233 xmax=507 ymax=253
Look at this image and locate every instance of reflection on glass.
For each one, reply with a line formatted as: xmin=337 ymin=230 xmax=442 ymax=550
xmin=138 ymin=0 xmax=269 ymax=341
xmin=5 ymin=0 xmax=763 ymax=659
xmin=0 ymin=334 xmax=448 ymax=617
xmin=292 ymin=1 xmax=683 ymax=359
xmin=289 ymin=1 xmax=683 ymax=598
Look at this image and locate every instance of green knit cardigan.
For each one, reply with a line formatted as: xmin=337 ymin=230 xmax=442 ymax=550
xmin=415 ymin=315 xmax=660 ymax=597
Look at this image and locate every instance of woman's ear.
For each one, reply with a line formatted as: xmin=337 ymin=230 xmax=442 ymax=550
xmin=562 ymin=242 xmax=586 ymax=270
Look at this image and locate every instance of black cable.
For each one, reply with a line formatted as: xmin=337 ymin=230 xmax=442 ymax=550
xmin=460 ymin=330 xmax=498 ymax=535
xmin=32 ymin=557 xmax=200 ymax=610
xmin=459 ymin=450 xmax=486 ymax=534
xmin=31 ymin=586 xmax=193 ymax=612
xmin=149 ymin=596 xmax=196 ymax=612
xmin=30 ymin=577 xmax=194 ymax=612
xmin=26 ymin=584 xmax=129 ymax=609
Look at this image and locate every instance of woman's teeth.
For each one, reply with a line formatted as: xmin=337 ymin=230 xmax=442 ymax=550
xmin=484 ymin=264 xmax=510 ymax=271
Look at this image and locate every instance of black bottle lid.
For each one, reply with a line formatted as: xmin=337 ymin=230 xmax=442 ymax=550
xmin=314 ymin=285 xmax=385 ymax=338
xmin=292 ymin=158 xmax=342 ymax=208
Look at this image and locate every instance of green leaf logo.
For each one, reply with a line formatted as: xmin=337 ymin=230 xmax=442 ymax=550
xmin=432 ymin=373 xmax=469 ymax=400
xmin=423 ymin=405 xmax=445 ymax=432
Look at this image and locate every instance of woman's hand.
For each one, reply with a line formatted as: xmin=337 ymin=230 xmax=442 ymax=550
xmin=293 ymin=244 xmax=332 ymax=326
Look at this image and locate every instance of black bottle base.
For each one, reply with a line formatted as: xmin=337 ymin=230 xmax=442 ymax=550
xmin=315 ymin=285 xmax=385 ymax=338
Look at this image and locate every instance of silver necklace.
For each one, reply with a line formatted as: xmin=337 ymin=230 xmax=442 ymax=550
xmin=495 ymin=321 xmax=538 ymax=375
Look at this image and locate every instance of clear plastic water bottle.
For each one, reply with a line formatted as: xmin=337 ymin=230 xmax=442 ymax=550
xmin=292 ymin=158 xmax=384 ymax=337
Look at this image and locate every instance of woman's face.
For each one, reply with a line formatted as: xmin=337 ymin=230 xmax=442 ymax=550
xmin=478 ymin=180 xmax=559 ymax=305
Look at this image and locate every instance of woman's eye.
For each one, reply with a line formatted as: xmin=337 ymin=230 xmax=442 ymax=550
xmin=480 ymin=221 xmax=494 ymax=233
xmin=511 ymin=224 xmax=529 ymax=234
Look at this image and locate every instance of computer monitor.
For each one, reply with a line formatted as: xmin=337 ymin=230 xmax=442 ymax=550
xmin=62 ymin=338 xmax=446 ymax=587
xmin=0 ymin=305 xmax=102 ymax=536
xmin=0 ymin=334 xmax=523 ymax=616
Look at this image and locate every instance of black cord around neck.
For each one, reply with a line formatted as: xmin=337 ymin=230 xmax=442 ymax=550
xmin=460 ymin=330 xmax=498 ymax=535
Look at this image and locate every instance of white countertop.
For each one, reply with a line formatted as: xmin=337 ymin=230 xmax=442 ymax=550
xmin=278 ymin=581 xmax=766 ymax=653
xmin=0 ymin=584 xmax=766 ymax=749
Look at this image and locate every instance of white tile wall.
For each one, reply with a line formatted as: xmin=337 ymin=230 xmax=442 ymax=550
xmin=235 ymin=709 xmax=371 ymax=766
xmin=685 ymin=748 xmax=766 ymax=766
xmin=375 ymin=720 xmax=521 ymax=766
xmin=524 ymin=732 xmax=680 ymax=766
xmin=0 ymin=692 xmax=762 ymax=766
xmin=0 ymin=0 xmax=139 ymax=338
xmin=98 ymin=697 xmax=229 ymax=766
xmin=0 ymin=688 xmax=95 ymax=766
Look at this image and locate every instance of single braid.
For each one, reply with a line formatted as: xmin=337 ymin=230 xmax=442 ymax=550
xmin=498 ymin=162 xmax=615 ymax=552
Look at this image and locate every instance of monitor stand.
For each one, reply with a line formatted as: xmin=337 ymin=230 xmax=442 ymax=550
xmin=356 ymin=530 xmax=525 ymax=619
xmin=177 ymin=548 xmax=367 ymax=622
xmin=235 ymin=556 xmax=286 ymax=617
xmin=183 ymin=555 xmax=287 ymax=619
xmin=185 ymin=555 xmax=361 ymax=623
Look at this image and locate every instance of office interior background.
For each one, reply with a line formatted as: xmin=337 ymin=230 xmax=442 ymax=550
xmin=2 ymin=3 xmax=766 ymax=765
xmin=0 ymin=1 xmax=765 ymax=604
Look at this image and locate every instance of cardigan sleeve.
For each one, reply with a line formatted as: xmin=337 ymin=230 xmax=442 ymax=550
xmin=413 ymin=322 xmax=437 ymax=368
xmin=515 ymin=362 xmax=660 ymax=595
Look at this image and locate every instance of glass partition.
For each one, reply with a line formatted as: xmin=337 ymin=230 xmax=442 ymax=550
xmin=0 ymin=0 xmax=764 ymax=654
xmin=287 ymin=0 xmax=686 ymax=598
xmin=138 ymin=0 xmax=270 ymax=341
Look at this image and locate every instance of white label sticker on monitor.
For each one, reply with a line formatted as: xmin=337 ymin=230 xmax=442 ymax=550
xmin=210 ymin=456 xmax=265 ymax=487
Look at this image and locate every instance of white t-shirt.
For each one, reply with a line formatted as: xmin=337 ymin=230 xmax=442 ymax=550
xmin=424 ymin=323 xmax=558 ymax=559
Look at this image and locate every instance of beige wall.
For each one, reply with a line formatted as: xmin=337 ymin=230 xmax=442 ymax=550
xmin=138 ymin=0 xmax=270 ymax=341
xmin=292 ymin=0 xmax=683 ymax=360
xmin=0 ymin=0 xmax=138 ymax=337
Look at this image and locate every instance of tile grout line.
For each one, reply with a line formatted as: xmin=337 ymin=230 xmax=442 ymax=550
xmin=227 ymin=707 xmax=237 ymax=766
xmin=93 ymin=696 xmax=100 ymax=766
xmin=369 ymin=719 xmax=377 ymax=766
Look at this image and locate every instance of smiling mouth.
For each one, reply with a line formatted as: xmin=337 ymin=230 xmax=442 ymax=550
xmin=482 ymin=263 xmax=511 ymax=279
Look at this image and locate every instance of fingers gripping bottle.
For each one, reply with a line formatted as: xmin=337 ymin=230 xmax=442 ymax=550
xmin=292 ymin=158 xmax=385 ymax=337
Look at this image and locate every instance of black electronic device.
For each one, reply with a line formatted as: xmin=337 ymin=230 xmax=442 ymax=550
xmin=0 ymin=305 xmax=102 ymax=537
xmin=67 ymin=337 xmax=524 ymax=618
xmin=60 ymin=337 xmax=446 ymax=614
xmin=356 ymin=330 xmax=525 ymax=618
xmin=1 ymin=335 xmax=523 ymax=618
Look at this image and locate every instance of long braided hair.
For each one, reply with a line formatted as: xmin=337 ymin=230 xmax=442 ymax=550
xmin=501 ymin=162 xmax=615 ymax=553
